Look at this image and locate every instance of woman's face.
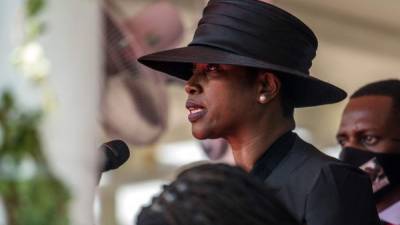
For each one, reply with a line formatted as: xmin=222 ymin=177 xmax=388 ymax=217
xmin=184 ymin=63 xmax=259 ymax=140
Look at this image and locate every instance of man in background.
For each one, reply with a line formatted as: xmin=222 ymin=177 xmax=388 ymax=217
xmin=337 ymin=79 xmax=400 ymax=225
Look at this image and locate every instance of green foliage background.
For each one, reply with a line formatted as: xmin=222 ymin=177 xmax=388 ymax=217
xmin=0 ymin=91 xmax=70 ymax=225
xmin=1 ymin=0 xmax=70 ymax=224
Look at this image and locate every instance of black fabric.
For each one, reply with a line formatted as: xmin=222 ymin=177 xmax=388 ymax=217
xmin=340 ymin=147 xmax=378 ymax=166
xmin=340 ymin=147 xmax=400 ymax=202
xmin=250 ymin=131 xmax=296 ymax=181
xmin=138 ymin=0 xmax=347 ymax=107
xmin=191 ymin=0 xmax=317 ymax=74
xmin=262 ymin=134 xmax=381 ymax=225
xmin=340 ymin=147 xmax=400 ymax=186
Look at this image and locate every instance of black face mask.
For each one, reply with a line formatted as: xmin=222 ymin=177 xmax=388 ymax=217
xmin=339 ymin=147 xmax=400 ymax=200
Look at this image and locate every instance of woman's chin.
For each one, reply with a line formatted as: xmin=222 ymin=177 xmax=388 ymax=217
xmin=191 ymin=126 xmax=211 ymax=140
xmin=192 ymin=130 xmax=208 ymax=140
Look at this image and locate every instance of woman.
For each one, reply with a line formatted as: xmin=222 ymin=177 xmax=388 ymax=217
xmin=138 ymin=0 xmax=379 ymax=224
xmin=138 ymin=0 xmax=346 ymax=171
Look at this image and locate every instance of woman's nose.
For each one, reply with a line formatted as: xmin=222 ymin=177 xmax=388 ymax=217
xmin=184 ymin=82 xmax=201 ymax=95
xmin=184 ymin=74 xmax=202 ymax=95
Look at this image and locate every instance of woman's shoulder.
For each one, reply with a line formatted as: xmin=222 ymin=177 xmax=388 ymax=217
xmin=287 ymin=134 xmax=365 ymax=181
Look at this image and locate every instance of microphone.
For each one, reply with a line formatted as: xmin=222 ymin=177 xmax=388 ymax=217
xmin=100 ymin=139 xmax=130 ymax=172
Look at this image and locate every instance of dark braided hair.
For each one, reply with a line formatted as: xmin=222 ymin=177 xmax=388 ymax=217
xmin=137 ymin=163 xmax=296 ymax=225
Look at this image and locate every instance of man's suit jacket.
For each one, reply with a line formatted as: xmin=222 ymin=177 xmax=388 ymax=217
xmin=264 ymin=134 xmax=380 ymax=225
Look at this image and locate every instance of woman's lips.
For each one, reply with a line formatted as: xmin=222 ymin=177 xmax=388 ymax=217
xmin=186 ymin=100 xmax=207 ymax=122
xmin=188 ymin=108 xmax=207 ymax=122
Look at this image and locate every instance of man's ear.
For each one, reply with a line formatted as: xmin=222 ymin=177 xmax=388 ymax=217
xmin=257 ymin=71 xmax=281 ymax=104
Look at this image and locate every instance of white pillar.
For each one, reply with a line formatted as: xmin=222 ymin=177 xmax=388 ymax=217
xmin=41 ymin=0 xmax=102 ymax=224
xmin=0 ymin=3 xmax=21 ymax=223
xmin=0 ymin=1 xmax=22 ymax=91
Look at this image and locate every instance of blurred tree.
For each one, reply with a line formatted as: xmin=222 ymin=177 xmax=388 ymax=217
xmin=0 ymin=91 xmax=70 ymax=225
xmin=0 ymin=0 xmax=70 ymax=224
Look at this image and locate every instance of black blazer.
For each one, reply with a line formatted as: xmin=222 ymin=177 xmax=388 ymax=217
xmin=264 ymin=135 xmax=380 ymax=225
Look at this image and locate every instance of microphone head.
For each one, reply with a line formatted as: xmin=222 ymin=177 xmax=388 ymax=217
xmin=101 ymin=139 xmax=130 ymax=172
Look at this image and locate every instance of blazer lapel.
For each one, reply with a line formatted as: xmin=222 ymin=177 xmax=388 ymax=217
xmin=265 ymin=134 xmax=316 ymax=188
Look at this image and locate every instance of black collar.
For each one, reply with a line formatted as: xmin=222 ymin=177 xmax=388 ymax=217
xmin=250 ymin=131 xmax=296 ymax=181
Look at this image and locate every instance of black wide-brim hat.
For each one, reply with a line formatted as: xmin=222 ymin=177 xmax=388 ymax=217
xmin=138 ymin=0 xmax=347 ymax=107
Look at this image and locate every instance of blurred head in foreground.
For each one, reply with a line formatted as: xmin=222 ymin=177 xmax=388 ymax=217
xmin=137 ymin=163 xmax=296 ymax=225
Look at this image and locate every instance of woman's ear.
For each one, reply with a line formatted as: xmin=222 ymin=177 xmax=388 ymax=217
xmin=257 ymin=71 xmax=281 ymax=104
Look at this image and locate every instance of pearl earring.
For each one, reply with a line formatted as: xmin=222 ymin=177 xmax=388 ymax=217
xmin=259 ymin=95 xmax=267 ymax=103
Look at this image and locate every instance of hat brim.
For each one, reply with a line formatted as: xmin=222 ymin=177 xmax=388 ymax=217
xmin=138 ymin=45 xmax=347 ymax=107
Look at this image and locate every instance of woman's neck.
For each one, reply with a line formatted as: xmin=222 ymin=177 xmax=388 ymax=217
xmin=227 ymin=115 xmax=294 ymax=172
